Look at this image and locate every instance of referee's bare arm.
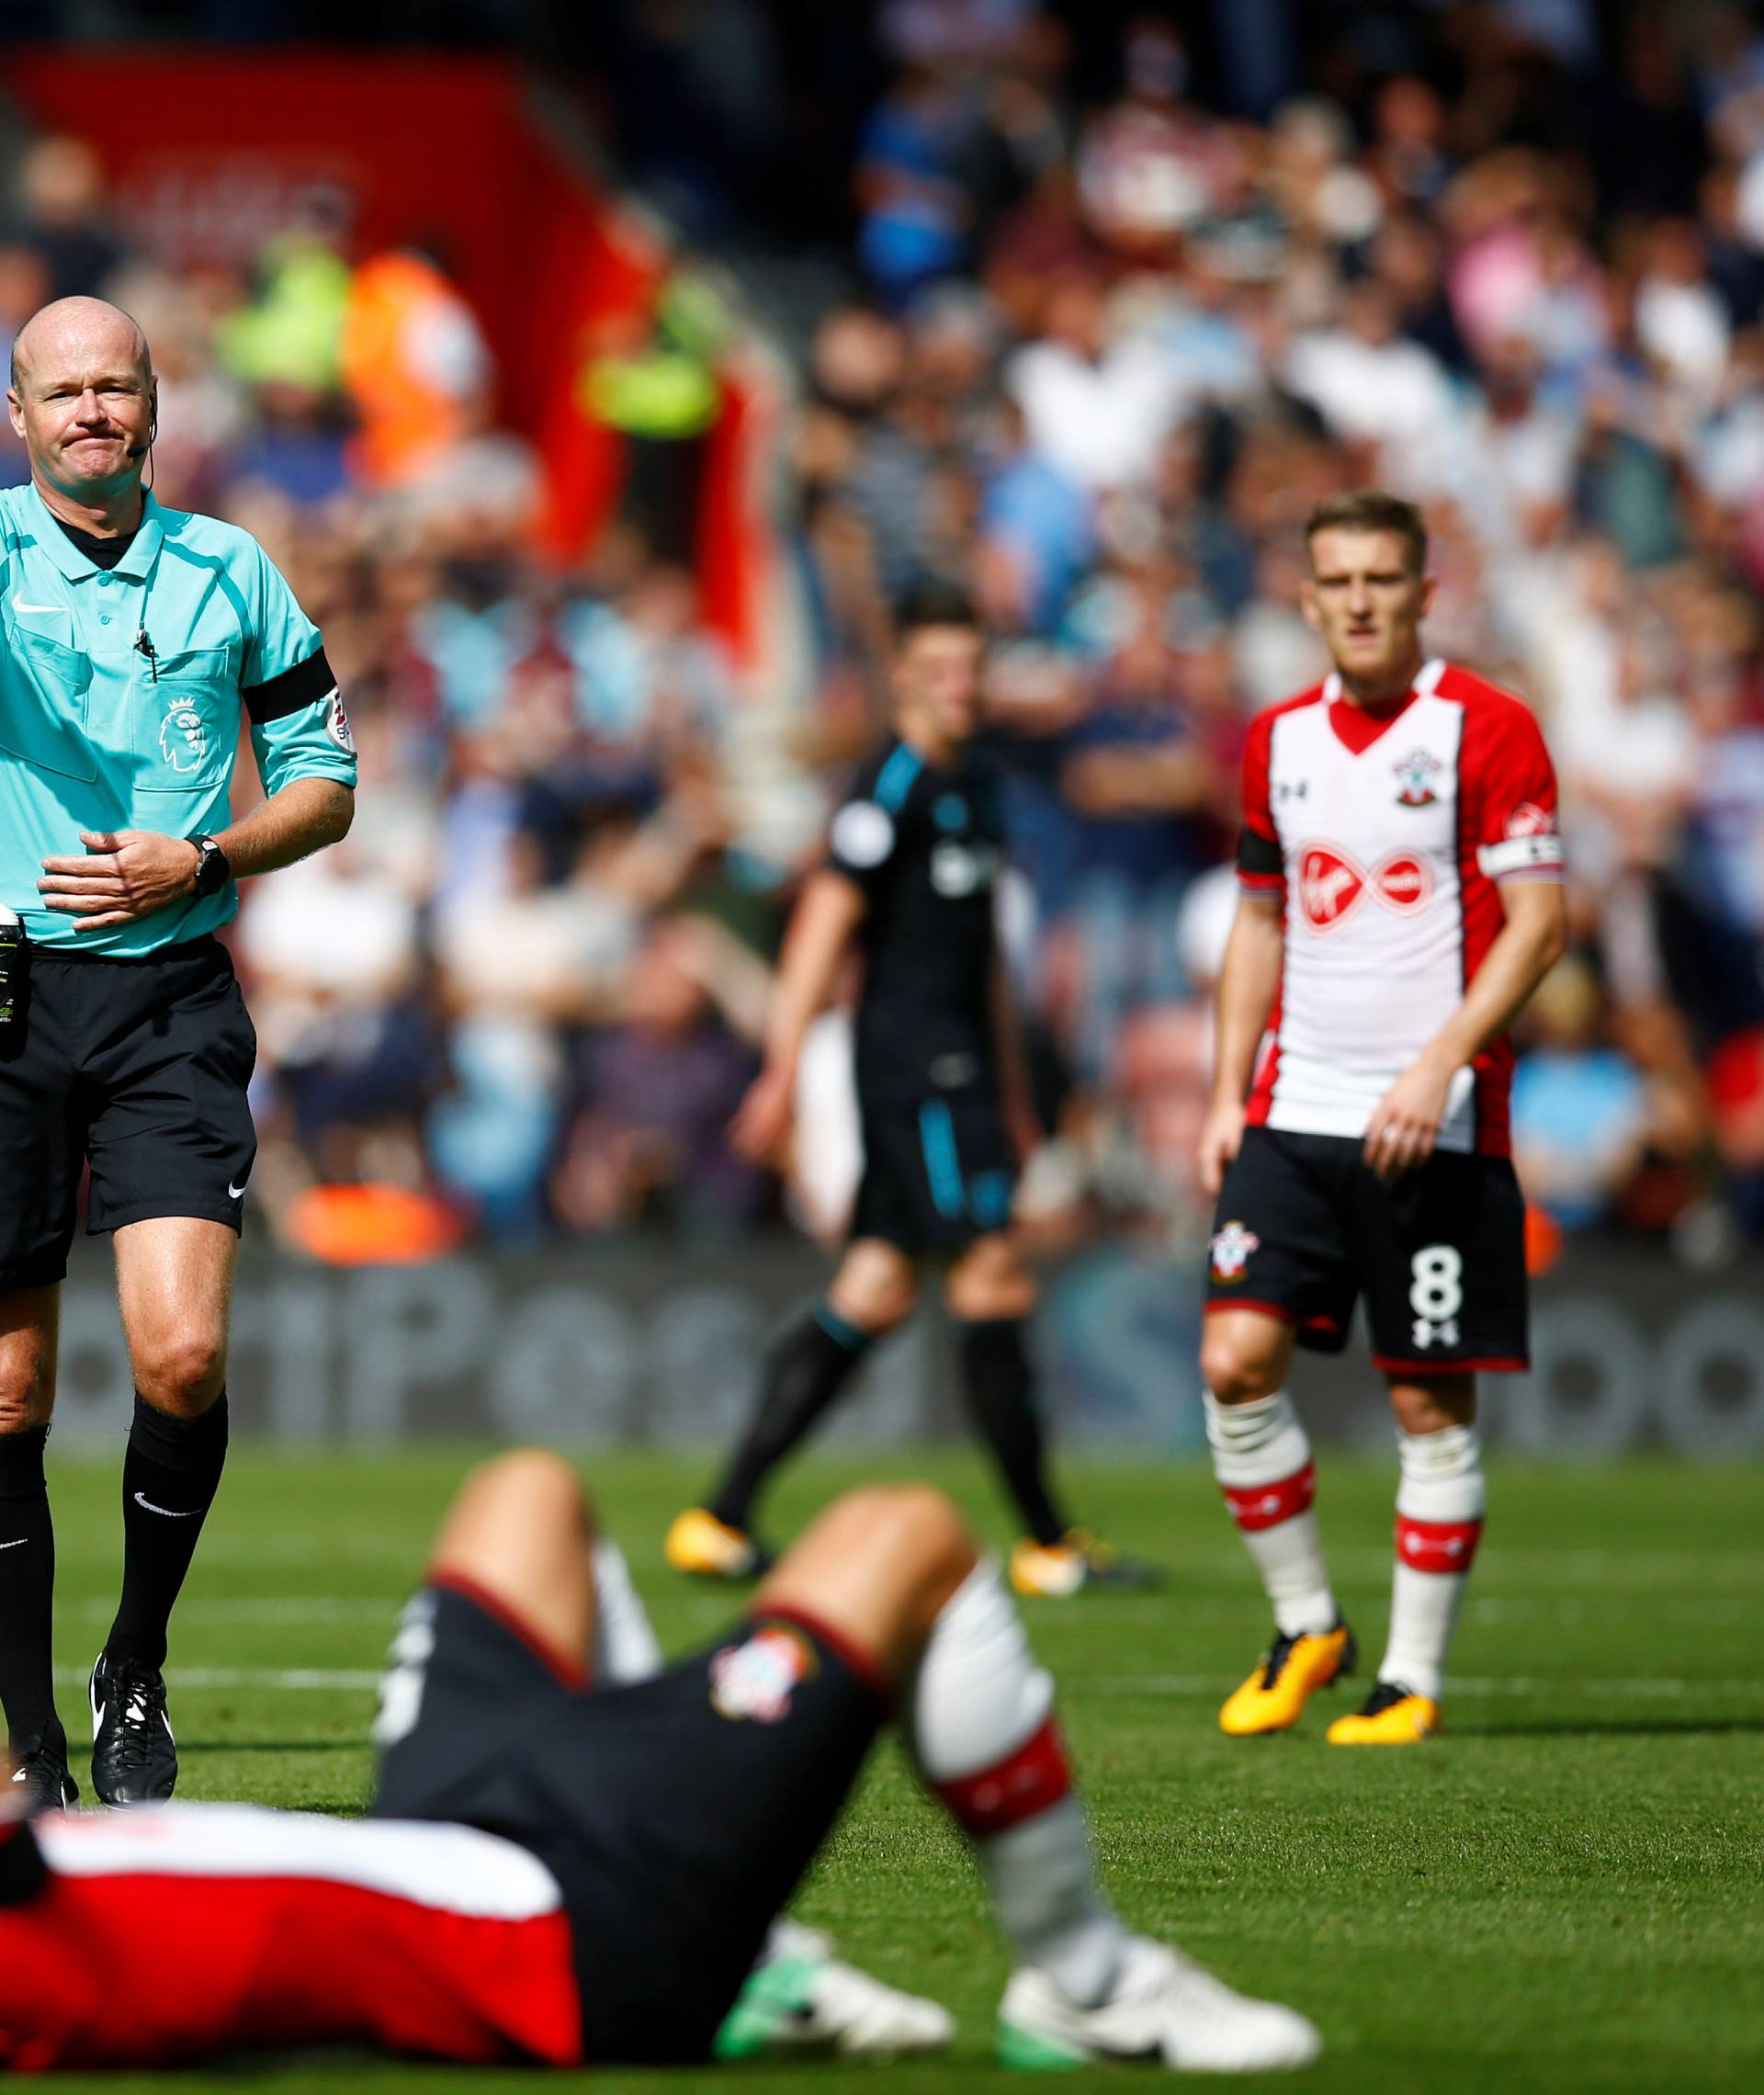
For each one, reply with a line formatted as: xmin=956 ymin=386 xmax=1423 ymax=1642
xmin=204 ymin=775 xmax=354 ymax=880
xmin=38 ymin=783 xmax=354 ymax=930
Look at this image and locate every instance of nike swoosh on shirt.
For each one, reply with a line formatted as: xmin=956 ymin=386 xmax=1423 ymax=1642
xmin=12 ymin=603 xmax=62 ymax=614
xmin=228 ymin=1181 xmax=249 ymax=1199
xmin=0 ymin=1537 xmax=28 ymax=1550
xmin=133 ymin=1492 xmax=201 ymax=1518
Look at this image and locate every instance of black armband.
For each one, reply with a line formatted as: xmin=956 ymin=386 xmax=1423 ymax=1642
xmin=243 ymin=647 xmax=336 ymax=725
xmin=1237 ymin=825 xmax=1284 ymax=879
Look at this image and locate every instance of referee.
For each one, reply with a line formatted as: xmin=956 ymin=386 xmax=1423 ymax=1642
xmin=0 ymin=299 xmax=356 ymax=1808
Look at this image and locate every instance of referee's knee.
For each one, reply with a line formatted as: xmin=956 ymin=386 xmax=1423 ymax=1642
xmin=135 ymin=1330 xmax=226 ymax=1414
xmin=0 ymin=1386 xmax=43 ymax=1435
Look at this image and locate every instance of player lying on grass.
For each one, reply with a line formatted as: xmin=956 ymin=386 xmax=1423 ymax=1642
xmin=0 ymin=1449 xmax=1318 ymax=2074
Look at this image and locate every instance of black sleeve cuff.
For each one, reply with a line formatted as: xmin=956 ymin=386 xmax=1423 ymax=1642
xmin=243 ymin=646 xmax=336 ymax=725
xmin=1237 ymin=825 xmax=1283 ymax=878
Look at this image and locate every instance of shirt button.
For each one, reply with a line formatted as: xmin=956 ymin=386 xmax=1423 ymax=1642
xmin=98 ymin=574 xmax=113 ymax=586
xmin=99 ymin=614 xmax=111 ymax=625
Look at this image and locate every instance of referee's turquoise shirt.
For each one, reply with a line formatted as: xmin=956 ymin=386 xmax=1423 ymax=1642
xmin=0 ymin=482 xmax=357 ymax=957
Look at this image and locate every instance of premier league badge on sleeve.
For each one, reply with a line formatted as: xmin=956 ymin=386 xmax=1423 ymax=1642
xmin=325 ymin=689 xmax=356 ymax=753
xmin=1208 ymin=1220 xmax=1261 ymax=1284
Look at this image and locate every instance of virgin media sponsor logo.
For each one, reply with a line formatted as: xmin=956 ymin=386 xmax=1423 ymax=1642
xmin=1298 ymin=844 xmax=1435 ymax=929
xmin=1374 ymin=852 xmax=1432 ymax=911
xmin=1299 ymin=846 xmax=1364 ymax=929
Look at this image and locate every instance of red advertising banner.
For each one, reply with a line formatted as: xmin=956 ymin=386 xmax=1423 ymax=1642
xmin=3 ymin=49 xmax=775 ymax=668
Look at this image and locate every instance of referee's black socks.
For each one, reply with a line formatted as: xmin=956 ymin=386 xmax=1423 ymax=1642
xmin=708 ymin=1303 xmax=874 ymax=1533
xmin=956 ymin=1316 xmax=1070 ymax=1549
xmin=107 ymin=1391 xmax=231 ymax=1672
xmin=0 ymin=1423 xmax=60 ymax=1755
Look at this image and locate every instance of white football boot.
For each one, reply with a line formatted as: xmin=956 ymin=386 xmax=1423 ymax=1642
xmin=714 ymin=1919 xmax=956 ymax=2060
xmin=997 ymin=1934 xmax=1321 ymax=2072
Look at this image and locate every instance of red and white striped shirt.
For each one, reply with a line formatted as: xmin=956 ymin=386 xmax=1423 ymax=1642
xmin=0 ymin=1805 xmax=582 ymax=2070
xmin=1238 ymin=658 xmax=1563 ymax=1157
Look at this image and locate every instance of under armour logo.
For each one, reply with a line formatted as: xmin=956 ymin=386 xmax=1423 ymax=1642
xmin=1410 ymin=1317 xmax=1460 ymax=1350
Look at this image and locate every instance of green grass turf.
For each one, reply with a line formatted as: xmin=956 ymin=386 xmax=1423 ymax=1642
xmin=38 ymin=1447 xmax=1764 ymax=2094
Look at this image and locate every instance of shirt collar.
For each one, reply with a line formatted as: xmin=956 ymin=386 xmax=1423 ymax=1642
xmin=25 ymin=481 xmax=163 ymax=583
xmin=1321 ymin=657 xmax=1444 ymax=709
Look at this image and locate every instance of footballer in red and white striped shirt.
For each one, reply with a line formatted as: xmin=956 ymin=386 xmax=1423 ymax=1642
xmin=1195 ymin=491 xmax=1567 ymax=1748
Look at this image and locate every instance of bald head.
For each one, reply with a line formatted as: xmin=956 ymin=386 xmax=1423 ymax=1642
xmin=7 ymin=295 xmax=157 ymax=521
xmin=9 ymin=295 xmax=151 ymax=393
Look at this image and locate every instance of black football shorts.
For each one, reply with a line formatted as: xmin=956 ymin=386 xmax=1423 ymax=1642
xmin=851 ymin=1092 xmax=1018 ymax=1253
xmin=1204 ymin=1126 xmax=1529 ymax=1374
xmin=372 ymin=1580 xmax=886 ymax=2065
xmin=0 ymin=936 xmax=257 ymax=1286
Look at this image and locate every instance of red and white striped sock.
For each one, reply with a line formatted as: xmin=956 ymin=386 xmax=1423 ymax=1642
xmin=1204 ymin=1390 xmax=1338 ymax=1637
xmin=909 ymin=1558 xmax=1127 ymax=2009
xmin=1380 ymin=1425 xmax=1486 ymax=1700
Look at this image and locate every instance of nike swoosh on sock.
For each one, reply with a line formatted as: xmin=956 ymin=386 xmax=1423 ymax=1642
xmin=133 ymin=1492 xmax=202 ymax=1518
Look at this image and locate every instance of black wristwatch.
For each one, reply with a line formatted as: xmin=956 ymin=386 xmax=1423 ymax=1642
xmin=189 ymin=834 xmax=232 ymax=898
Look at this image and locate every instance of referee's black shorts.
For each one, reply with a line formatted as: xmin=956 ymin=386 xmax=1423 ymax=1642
xmin=0 ymin=935 xmax=257 ymax=1287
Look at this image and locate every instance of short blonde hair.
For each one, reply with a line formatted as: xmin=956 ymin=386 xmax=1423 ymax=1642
xmin=1304 ymin=490 xmax=1428 ymax=575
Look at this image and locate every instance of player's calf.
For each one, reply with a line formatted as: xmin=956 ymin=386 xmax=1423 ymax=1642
xmin=900 ymin=1548 xmax=1319 ymax=2070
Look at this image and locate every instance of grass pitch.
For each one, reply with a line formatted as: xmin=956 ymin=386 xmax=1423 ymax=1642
xmin=40 ymin=1446 xmax=1764 ymax=2094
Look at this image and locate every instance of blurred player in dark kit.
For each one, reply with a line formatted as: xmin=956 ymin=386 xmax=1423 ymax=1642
xmin=668 ymin=584 xmax=1154 ymax=1596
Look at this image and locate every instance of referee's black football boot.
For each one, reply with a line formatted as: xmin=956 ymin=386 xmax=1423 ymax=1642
xmin=89 ymin=1650 xmax=177 ymax=1806
xmin=8 ymin=1724 xmax=78 ymax=1813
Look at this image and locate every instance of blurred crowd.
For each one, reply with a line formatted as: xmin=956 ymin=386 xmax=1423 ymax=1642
xmin=6 ymin=0 xmax=1762 ymax=1261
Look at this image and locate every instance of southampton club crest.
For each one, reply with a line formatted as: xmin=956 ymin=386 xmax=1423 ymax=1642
xmin=1209 ymin=1219 xmax=1261 ymax=1284
xmin=708 ymin=1625 xmax=817 ymax=1724
xmin=1393 ymin=748 xmax=1441 ymax=808
xmin=158 ymin=693 xmax=209 ymax=775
